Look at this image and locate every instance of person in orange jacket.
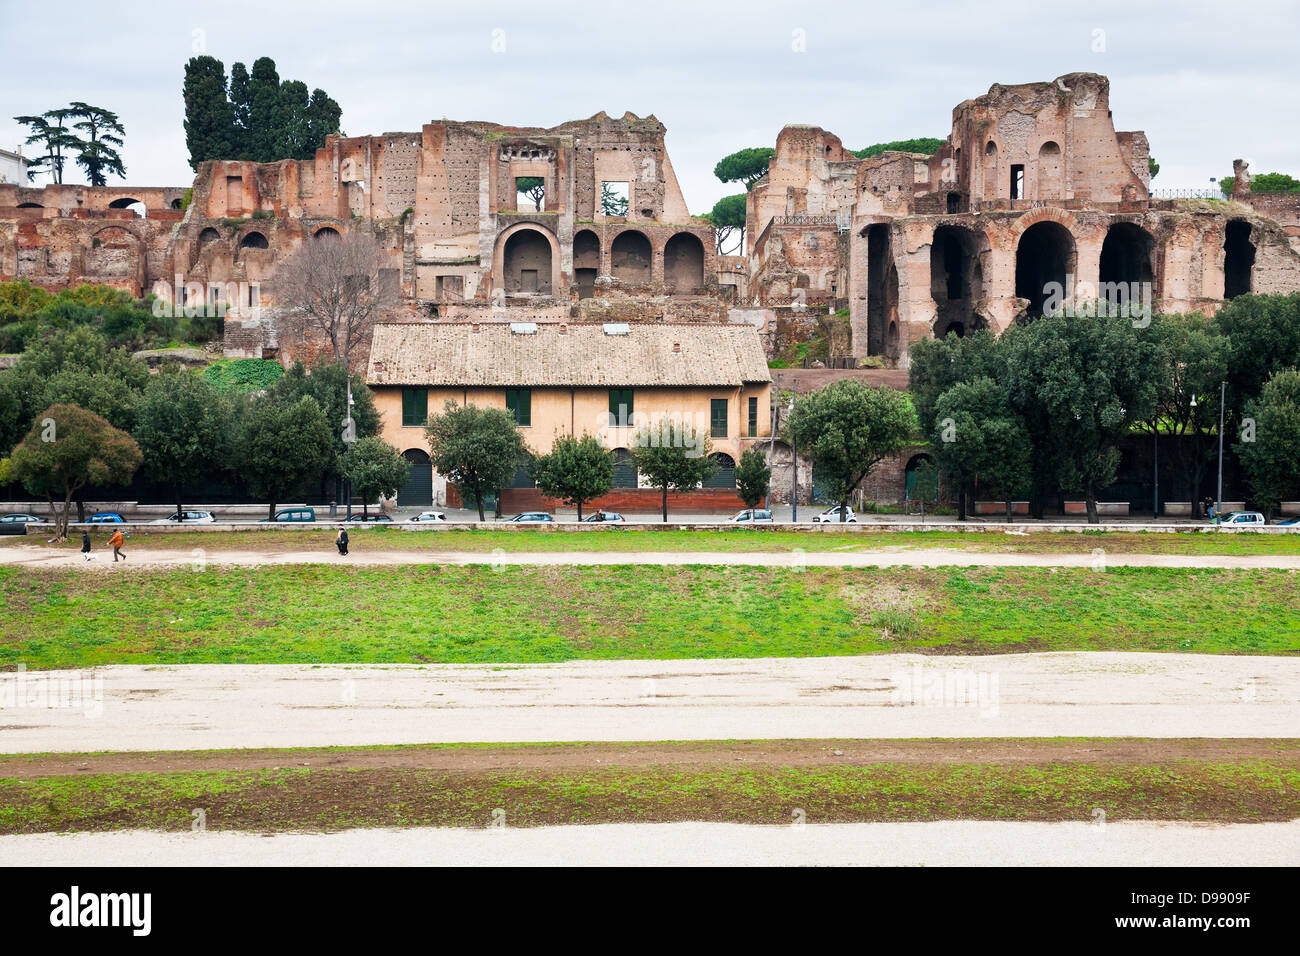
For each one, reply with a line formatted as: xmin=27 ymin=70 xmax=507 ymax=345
xmin=108 ymin=528 xmax=126 ymax=562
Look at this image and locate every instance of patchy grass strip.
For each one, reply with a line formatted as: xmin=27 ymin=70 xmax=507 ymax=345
xmin=1 ymin=759 xmax=1295 ymax=832
xmin=2 ymin=564 xmax=1297 ymax=667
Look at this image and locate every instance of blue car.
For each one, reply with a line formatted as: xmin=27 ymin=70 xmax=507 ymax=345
xmin=1279 ymin=516 xmax=1300 ymax=526
xmin=87 ymin=512 xmax=127 ymax=524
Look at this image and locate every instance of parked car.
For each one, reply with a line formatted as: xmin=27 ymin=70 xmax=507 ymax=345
xmin=811 ymin=506 xmax=857 ymax=524
xmin=1219 ymin=511 xmax=1266 ymax=526
xmin=410 ymin=511 xmax=447 ymax=522
xmin=506 ymin=512 xmax=553 ymax=523
xmin=731 ymin=509 xmax=774 ymax=523
xmin=87 ymin=512 xmax=128 ymax=524
xmin=346 ymin=513 xmax=393 ymax=522
xmin=149 ymin=510 xmax=216 ymax=524
xmin=261 ymin=508 xmax=316 ymax=523
xmin=0 ymin=513 xmax=47 ymax=524
xmin=1278 ymin=516 xmax=1300 ymax=526
xmin=581 ymin=511 xmax=626 ymax=523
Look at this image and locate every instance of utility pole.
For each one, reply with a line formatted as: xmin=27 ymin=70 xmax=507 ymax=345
xmin=342 ymin=381 xmax=357 ymax=520
xmin=1153 ymin=428 xmax=1159 ymax=520
xmin=1215 ymin=380 xmax=1226 ymax=520
xmin=790 ymin=380 xmax=798 ymax=523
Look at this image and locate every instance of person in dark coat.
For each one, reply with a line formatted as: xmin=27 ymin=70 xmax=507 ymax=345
xmin=336 ymin=528 xmax=349 ymax=556
xmin=81 ymin=530 xmax=93 ymax=561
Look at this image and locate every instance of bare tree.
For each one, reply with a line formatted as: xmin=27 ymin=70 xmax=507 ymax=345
xmin=272 ymin=230 xmax=399 ymax=374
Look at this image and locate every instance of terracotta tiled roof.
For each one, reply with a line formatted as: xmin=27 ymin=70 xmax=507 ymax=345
xmin=366 ymin=322 xmax=772 ymax=387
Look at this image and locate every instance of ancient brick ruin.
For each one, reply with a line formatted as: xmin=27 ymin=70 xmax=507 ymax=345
xmin=745 ymin=73 xmax=1300 ymax=360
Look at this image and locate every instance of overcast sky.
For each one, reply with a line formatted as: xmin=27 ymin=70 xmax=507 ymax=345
xmin=3 ymin=0 xmax=1297 ymax=211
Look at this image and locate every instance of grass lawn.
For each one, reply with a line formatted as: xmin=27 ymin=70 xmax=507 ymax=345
xmin=2 ymin=758 xmax=1295 ymax=831
xmin=9 ymin=526 xmax=1300 ymax=556
xmin=2 ymin=564 xmax=1296 ymax=667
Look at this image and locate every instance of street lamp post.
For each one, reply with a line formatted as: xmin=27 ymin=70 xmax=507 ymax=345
xmin=1216 ymin=381 xmax=1226 ymax=520
xmin=342 ymin=382 xmax=357 ymax=521
xmin=789 ymin=381 xmax=798 ymax=524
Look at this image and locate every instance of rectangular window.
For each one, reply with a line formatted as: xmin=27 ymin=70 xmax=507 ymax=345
xmin=506 ymin=388 xmax=531 ymax=426
xmin=401 ymin=388 xmax=427 ymax=427
xmin=609 ymin=388 xmax=634 ymax=427
xmin=1010 ymin=164 xmax=1024 ymax=200
xmin=747 ymin=396 xmax=759 ymax=437
xmin=710 ymin=398 xmax=728 ymax=438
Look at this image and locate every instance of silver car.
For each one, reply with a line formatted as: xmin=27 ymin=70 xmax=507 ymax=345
xmin=731 ymin=509 xmax=774 ymax=523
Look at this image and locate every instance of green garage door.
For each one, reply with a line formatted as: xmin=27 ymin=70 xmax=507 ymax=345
xmin=396 ymin=450 xmax=431 ymax=506
xmin=704 ymin=453 xmax=736 ymax=489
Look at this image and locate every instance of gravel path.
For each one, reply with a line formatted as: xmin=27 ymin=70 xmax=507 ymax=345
xmin=4 ymin=545 xmax=1300 ymax=568
xmin=3 ymin=653 xmax=1293 ymax=753
xmin=2 ymin=820 xmax=1294 ymax=866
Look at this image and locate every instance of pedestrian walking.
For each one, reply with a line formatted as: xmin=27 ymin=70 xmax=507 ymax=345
xmin=109 ymin=528 xmax=126 ymax=562
xmin=81 ymin=530 xmax=93 ymax=561
xmin=336 ymin=527 xmax=349 ymax=556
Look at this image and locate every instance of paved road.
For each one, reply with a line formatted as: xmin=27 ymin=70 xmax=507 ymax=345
xmin=3 ymin=653 xmax=1293 ymax=753
xmin=2 ymin=820 xmax=1294 ymax=866
xmin=5 ymin=545 xmax=1300 ymax=569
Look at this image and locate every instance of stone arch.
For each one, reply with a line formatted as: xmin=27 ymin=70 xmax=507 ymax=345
xmin=498 ymin=224 xmax=558 ymax=295
xmin=905 ymin=453 xmax=937 ymax=500
xmin=17 ymin=202 xmax=42 ymax=209
xmin=198 ymin=227 xmax=221 ymax=251
xmin=313 ymin=226 xmax=342 ymax=241
xmin=108 ymin=197 xmax=146 ymax=217
xmin=611 ymin=230 xmax=652 ymax=285
xmin=663 ymin=232 xmax=705 ymax=294
xmin=573 ymin=228 xmax=600 ymax=299
xmin=1099 ymin=222 xmax=1155 ymax=310
xmin=239 ymin=231 xmax=269 ymax=250
xmin=704 ymin=452 xmax=736 ymax=489
xmin=1223 ymin=219 xmax=1255 ymax=299
xmin=1037 ymin=141 xmax=1063 ymax=199
xmin=930 ymin=224 xmax=988 ymax=338
xmin=1015 ymin=220 xmax=1077 ymax=318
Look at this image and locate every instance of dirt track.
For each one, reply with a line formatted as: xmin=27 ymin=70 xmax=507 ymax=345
xmin=4 ymin=545 xmax=1300 ymax=569
xmin=3 ymin=653 xmax=1295 ymax=753
xmin=3 ymin=820 xmax=1295 ymax=866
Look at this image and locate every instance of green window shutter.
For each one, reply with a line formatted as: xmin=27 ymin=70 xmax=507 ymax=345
xmin=747 ymin=396 xmax=758 ymax=437
xmin=402 ymin=388 xmax=427 ymax=427
xmin=507 ymin=389 xmax=531 ymax=426
xmin=609 ymin=388 xmax=633 ymax=427
xmin=710 ymin=398 xmax=728 ymax=438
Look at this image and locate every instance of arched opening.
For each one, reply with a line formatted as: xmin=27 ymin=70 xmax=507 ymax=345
xmin=503 ymin=229 xmax=553 ymax=295
xmin=905 ymin=453 xmax=938 ymax=501
xmin=396 ymin=449 xmax=429 ymax=507
xmin=198 ymin=227 xmax=221 ymax=252
xmin=866 ymin=223 xmax=896 ymax=356
xmin=1015 ymin=220 xmax=1076 ymax=318
xmin=17 ymin=202 xmax=43 ymax=209
xmin=612 ymin=448 xmax=638 ymax=488
xmin=982 ymin=141 xmax=998 ymax=201
xmin=930 ymin=224 xmax=986 ymax=338
xmin=1099 ymin=222 xmax=1155 ymax=313
xmin=239 ymin=231 xmax=269 ymax=250
xmin=171 ymin=199 xmax=184 ymax=210
xmin=313 ymin=226 xmax=341 ymax=241
xmin=610 ymin=230 xmax=652 ymax=285
xmin=573 ymin=229 xmax=600 ymax=299
xmin=108 ymin=197 xmax=146 ymax=218
xmin=704 ymin=453 xmax=736 ymax=489
xmin=663 ymin=232 xmax=705 ymax=294
xmin=1037 ymin=142 xmax=1063 ymax=198
xmin=1223 ymin=220 xmax=1255 ymax=299
xmin=886 ymin=320 xmax=899 ymax=359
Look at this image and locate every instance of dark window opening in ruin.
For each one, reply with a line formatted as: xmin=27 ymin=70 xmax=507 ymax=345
xmin=171 ymin=199 xmax=183 ymax=209
xmin=314 ymin=226 xmax=341 ymax=241
xmin=930 ymin=225 xmax=985 ymax=339
xmin=573 ymin=229 xmax=600 ymax=299
xmin=503 ymin=229 xmax=553 ymax=295
xmin=1010 ymin=164 xmax=1025 ymax=200
xmin=1015 ymin=220 xmax=1076 ymax=319
xmin=239 ymin=231 xmax=269 ymax=250
xmin=1223 ymin=220 xmax=1255 ymax=300
xmin=17 ymin=202 xmax=43 ymax=209
xmin=1098 ymin=222 xmax=1155 ymax=311
xmin=515 ymin=177 xmax=545 ymax=212
xmin=610 ymin=230 xmax=651 ymax=285
xmin=866 ymin=224 xmax=896 ymax=356
xmin=434 ymin=275 xmax=464 ymax=302
xmin=946 ymin=192 xmax=961 ymax=214
xmin=664 ymin=232 xmax=705 ymax=294
xmin=198 ymin=227 xmax=220 ymax=251
xmin=601 ymin=181 xmax=629 ymax=218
